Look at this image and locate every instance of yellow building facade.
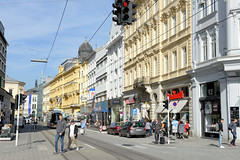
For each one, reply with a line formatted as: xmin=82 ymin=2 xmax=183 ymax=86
xmin=49 ymin=41 xmax=92 ymax=118
xmin=124 ymin=0 xmax=192 ymax=124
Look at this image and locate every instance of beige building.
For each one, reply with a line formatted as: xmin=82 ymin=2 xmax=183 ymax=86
xmin=123 ymin=0 xmax=192 ymax=125
xmin=5 ymin=75 xmax=25 ymax=116
xmin=43 ymin=81 xmax=51 ymax=122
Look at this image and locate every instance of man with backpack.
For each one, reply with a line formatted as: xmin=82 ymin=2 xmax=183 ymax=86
xmin=229 ymin=118 xmax=238 ymax=146
xmin=217 ymin=119 xmax=224 ymax=148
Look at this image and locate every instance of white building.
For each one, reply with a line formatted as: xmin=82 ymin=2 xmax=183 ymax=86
xmin=189 ymin=0 xmax=240 ymax=140
xmin=25 ymin=80 xmax=38 ymax=118
xmin=94 ymin=44 xmax=108 ymax=124
xmin=106 ymin=22 xmax=124 ymax=123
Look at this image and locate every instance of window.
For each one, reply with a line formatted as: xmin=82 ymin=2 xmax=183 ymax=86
xmin=9 ymin=89 xmax=13 ymax=95
xmin=138 ymin=65 xmax=141 ymax=77
xmin=182 ymin=10 xmax=186 ymax=29
xmin=202 ymin=40 xmax=208 ymax=61
xmin=172 ymin=16 xmax=176 ymax=35
xmin=164 ymin=55 xmax=168 ymax=74
xmin=130 ymin=71 xmax=132 ymax=85
xmin=164 ymin=22 xmax=168 ymax=40
xmin=172 ymin=51 xmax=177 ymax=71
xmin=201 ymin=1 xmax=207 ymax=18
xmin=154 ymin=58 xmax=158 ymax=76
xmin=164 ymin=0 xmax=168 ymax=7
xmin=126 ymin=73 xmax=128 ymax=86
xmin=182 ymin=47 xmax=187 ymax=68
xmin=155 ymin=0 xmax=158 ymax=13
xmin=211 ymin=0 xmax=216 ymax=13
xmin=211 ymin=35 xmax=216 ymax=58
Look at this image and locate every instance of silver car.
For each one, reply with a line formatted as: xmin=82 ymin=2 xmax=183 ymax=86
xmin=119 ymin=121 xmax=147 ymax=138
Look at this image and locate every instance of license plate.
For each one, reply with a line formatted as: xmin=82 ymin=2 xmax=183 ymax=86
xmin=136 ymin=129 xmax=142 ymax=131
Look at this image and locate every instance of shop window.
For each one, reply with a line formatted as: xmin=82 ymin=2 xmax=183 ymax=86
xmin=182 ymin=87 xmax=189 ymax=97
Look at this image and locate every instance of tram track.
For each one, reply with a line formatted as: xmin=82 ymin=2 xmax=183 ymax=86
xmin=41 ymin=125 xmax=90 ymax=160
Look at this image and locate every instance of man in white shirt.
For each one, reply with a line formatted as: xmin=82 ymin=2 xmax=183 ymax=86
xmin=67 ymin=120 xmax=79 ymax=151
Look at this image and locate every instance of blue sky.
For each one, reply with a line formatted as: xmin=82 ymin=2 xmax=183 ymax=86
xmin=0 ymin=0 xmax=113 ymax=90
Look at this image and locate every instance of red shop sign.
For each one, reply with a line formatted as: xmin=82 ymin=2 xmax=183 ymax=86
xmin=167 ymin=91 xmax=183 ymax=100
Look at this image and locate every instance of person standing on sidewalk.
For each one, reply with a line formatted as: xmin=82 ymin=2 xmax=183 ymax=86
xmin=229 ymin=118 xmax=238 ymax=146
xmin=145 ymin=120 xmax=151 ymax=137
xmin=218 ymin=119 xmax=224 ymax=148
xmin=153 ymin=119 xmax=161 ymax=144
xmin=54 ymin=114 xmax=67 ymax=154
xmin=67 ymin=120 xmax=79 ymax=151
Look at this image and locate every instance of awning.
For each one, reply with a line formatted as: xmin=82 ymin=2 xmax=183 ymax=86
xmin=155 ymin=104 xmax=166 ymax=113
xmin=170 ymin=100 xmax=188 ymax=113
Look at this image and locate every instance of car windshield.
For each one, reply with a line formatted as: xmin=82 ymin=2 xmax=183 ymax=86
xmin=131 ymin=122 xmax=144 ymax=127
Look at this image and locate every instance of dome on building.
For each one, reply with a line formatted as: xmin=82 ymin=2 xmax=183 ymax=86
xmin=78 ymin=40 xmax=93 ymax=62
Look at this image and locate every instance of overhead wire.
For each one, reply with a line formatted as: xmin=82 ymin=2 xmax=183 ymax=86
xmin=43 ymin=0 xmax=69 ymax=76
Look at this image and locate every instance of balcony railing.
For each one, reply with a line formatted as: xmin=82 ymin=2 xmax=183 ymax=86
xmin=133 ymin=76 xmax=150 ymax=88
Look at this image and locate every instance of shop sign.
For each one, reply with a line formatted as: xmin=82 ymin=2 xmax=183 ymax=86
xmin=126 ymin=97 xmax=135 ymax=104
xmin=132 ymin=109 xmax=137 ymax=115
xmin=112 ymin=98 xmax=121 ymax=105
xmin=167 ymin=91 xmax=183 ymax=100
xmin=90 ymin=88 xmax=95 ymax=95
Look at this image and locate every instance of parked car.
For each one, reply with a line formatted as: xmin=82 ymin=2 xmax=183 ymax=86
xmin=75 ymin=120 xmax=81 ymax=127
xmin=107 ymin=122 xmax=121 ymax=135
xmin=25 ymin=118 xmax=31 ymax=124
xmin=119 ymin=121 xmax=146 ymax=138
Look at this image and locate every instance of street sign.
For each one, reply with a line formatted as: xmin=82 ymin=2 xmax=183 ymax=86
xmin=90 ymin=88 xmax=95 ymax=95
xmin=132 ymin=108 xmax=137 ymax=115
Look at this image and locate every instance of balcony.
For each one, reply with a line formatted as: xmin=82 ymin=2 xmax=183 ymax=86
xmin=133 ymin=76 xmax=150 ymax=88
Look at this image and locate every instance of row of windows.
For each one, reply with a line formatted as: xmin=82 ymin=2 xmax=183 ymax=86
xmin=96 ymin=77 xmax=107 ymax=86
xmin=96 ymin=95 xmax=106 ymax=103
xmin=96 ymin=58 xmax=107 ymax=69
xmin=199 ymin=32 xmax=216 ymax=62
xmin=200 ymin=0 xmax=216 ymax=19
xmin=164 ymin=47 xmax=187 ymax=74
xmin=0 ymin=42 xmax=7 ymax=58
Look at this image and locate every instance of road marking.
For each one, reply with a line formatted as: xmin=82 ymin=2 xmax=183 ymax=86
xmin=142 ymin=143 xmax=176 ymax=149
xmin=134 ymin=145 xmax=146 ymax=149
xmin=83 ymin=143 xmax=96 ymax=149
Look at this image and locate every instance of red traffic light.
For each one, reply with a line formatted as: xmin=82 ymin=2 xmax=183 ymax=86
xmin=123 ymin=1 xmax=128 ymax=7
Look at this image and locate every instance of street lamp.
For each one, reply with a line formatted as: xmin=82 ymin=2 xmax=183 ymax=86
xmin=30 ymin=59 xmax=48 ymax=63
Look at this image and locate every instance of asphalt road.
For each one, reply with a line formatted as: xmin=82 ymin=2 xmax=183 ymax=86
xmin=42 ymin=124 xmax=240 ymax=160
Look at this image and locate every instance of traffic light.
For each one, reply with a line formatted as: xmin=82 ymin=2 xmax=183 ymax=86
xmin=15 ymin=94 xmax=19 ymax=110
xmin=129 ymin=1 xmax=137 ymax=23
xmin=121 ymin=0 xmax=130 ymax=24
xmin=20 ymin=94 xmax=27 ymax=105
xmin=163 ymin=99 xmax=168 ymax=110
xmin=112 ymin=0 xmax=122 ymax=25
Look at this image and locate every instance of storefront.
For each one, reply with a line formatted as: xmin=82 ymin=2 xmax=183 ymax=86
xmin=94 ymin=101 xmax=108 ymax=125
xmin=109 ymin=98 xmax=123 ymax=123
xmin=199 ymin=81 xmax=221 ymax=138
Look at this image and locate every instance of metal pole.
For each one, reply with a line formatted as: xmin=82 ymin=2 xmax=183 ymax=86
xmin=15 ymin=90 xmax=21 ymax=146
xmin=167 ymin=96 xmax=170 ymax=145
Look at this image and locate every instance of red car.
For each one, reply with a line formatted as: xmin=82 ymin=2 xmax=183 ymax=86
xmin=107 ymin=122 xmax=121 ymax=135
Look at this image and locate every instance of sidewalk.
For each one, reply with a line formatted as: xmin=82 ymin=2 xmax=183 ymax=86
xmin=0 ymin=124 xmax=64 ymax=160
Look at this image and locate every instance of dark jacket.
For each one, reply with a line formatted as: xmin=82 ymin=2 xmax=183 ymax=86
xmin=229 ymin=121 xmax=237 ymax=133
xmin=153 ymin=121 xmax=161 ymax=133
xmin=68 ymin=124 xmax=78 ymax=138
xmin=56 ymin=119 xmax=67 ymax=135
xmin=219 ymin=123 xmax=223 ymax=132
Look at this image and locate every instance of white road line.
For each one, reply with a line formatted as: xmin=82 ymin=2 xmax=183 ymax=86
xmin=134 ymin=145 xmax=146 ymax=149
xmin=83 ymin=143 xmax=96 ymax=149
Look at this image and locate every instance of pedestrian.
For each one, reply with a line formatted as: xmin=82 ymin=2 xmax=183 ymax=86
xmin=179 ymin=121 xmax=185 ymax=139
xmin=145 ymin=120 xmax=151 ymax=137
xmin=153 ymin=119 xmax=161 ymax=144
xmin=81 ymin=119 xmax=86 ymax=135
xmin=152 ymin=119 xmax=156 ymax=134
xmin=54 ymin=114 xmax=67 ymax=154
xmin=184 ymin=120 xmax=190 ymax=138
xmin=67 ymin=120 xmax=79 ymax=151
xmin=150 ymin=119 xmax=153 ymax=136
xmin=218 ymin=119 xmax=224 ymax=148
xmin=229 ymin=118 xmax=238 ymax=146
xmin=33 ymin=119 xmax=38 ymax=131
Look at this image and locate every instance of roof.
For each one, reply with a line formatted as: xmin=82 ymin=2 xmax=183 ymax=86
xmin=5 ymin=75 xmax=25 ymax=85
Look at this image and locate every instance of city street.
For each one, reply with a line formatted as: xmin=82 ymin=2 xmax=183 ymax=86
xmin=1 ymin=123 xmax=240 ymax=160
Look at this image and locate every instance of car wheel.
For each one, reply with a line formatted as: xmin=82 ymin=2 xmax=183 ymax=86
xmin=127 ymin=132 xmax=131 ymax=138
xmin=119 ymin=131 xmax=122 ymax=137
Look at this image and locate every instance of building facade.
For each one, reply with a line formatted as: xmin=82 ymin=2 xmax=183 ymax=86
xmin=188 ymin=0 xmax=240 ymax=139
xmin=43 ymin=81 xmax=51 ymax=122
xmin=5 ymin=76 xmax=25 ymax=116
xmin=106 ymin=22 xmax=124 ymax=123
xmin=94 ymin=44 xmax=108 ymax=124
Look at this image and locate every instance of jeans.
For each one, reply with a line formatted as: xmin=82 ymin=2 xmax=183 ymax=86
xmin=219 ymin=132 xmax=222 ymax=147
xmin=154 ymin=131 xmax=159 ymax=143
xmin=230 ymin=132 xmax=237 ymax=145
xmin=150 ymin=128 xmax=153 ymax=136
xmin=55 ymin=133 xmax=64 ymax=152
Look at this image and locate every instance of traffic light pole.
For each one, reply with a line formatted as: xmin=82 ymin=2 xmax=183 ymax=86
xmin=15 ymin=90 xmax=21 ymax=146
xmin=167 ymin=96 xmax=170 ymax=145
